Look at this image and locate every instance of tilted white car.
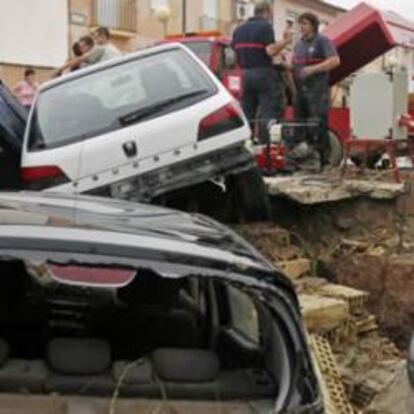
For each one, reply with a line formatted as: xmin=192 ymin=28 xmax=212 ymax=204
xmin=20 ymin=43 xmax=269 ymax=220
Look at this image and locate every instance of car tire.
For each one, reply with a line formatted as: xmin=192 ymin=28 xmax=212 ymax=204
xmin=226 ymin=166 xmax=271 ymax=222
xmin=328 ymin=130 xmax=344 ymax=167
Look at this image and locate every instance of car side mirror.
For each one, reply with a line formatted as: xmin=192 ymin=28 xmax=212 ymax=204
xmin=408 ymin=334 xmax=414 ymax=390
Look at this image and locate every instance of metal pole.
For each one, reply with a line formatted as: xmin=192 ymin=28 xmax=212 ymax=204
xmin=182 ymin=0 xmax=187 ymax=33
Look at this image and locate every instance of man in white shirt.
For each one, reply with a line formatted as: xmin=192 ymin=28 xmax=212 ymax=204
xmin=93 ymin=26 xmax=122 ymax=62
xmin=55 ymin=27 xmax=122 ymax=75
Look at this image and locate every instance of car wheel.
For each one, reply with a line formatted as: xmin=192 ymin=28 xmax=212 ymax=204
xmin=226 ymin=166 xmax=271 ymax=222
xmin=328 ymin=130 xmax=344 ymax=167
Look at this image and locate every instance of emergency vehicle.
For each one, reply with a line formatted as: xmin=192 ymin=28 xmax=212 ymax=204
xmin=161 ymin=3 xmax=414 ymax=172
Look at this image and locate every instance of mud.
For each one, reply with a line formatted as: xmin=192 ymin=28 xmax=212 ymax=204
xmin=334 ymin=254 xmax=414 ymax=348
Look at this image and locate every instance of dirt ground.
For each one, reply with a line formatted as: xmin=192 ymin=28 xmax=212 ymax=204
xmin=236 ymin=173 xmax=414 ymax=413
xmin=274 ymin=177 xmax=414 ymax=349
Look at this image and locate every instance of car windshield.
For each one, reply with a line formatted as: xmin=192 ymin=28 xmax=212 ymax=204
xmin=28 ymin=48 xmax=216 ymax=150
xmin=183 ymin=41 xmax=213 ymax=66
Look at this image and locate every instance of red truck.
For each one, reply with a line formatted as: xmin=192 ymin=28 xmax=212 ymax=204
xmin=162 ymin=3 xmax=413 ymax=171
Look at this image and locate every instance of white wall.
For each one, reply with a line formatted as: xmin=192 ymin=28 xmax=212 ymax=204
xmin=0 ymin=0 xmax=68 ymax=68
xmin=203 ymin=0 xmax=218 ymax=18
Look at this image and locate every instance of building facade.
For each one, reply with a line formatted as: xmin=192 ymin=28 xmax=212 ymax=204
xmin=1 ymin=0 xmax=414 ymax=92
xmin=0 ymin=0 xmax=69 ymax=86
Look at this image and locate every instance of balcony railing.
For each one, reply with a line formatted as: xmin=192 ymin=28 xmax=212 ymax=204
xmin=92 ymin=0 xmax=137 ymax=32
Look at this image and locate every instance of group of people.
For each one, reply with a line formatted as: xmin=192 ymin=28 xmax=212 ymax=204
xmin=56 ymin=26 xmax=122 ymax=75
xmin=232 ymin=2 xmax=340 ymax=169
xmin=11 ymin=26 xmax=121 ymax=109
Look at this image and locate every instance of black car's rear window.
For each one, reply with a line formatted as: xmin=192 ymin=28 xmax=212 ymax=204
xmin=28 ymin=48 xmax=216 ymax=150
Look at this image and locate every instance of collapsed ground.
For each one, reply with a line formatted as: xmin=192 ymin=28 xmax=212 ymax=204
xmin=236 ymin=172 xmax=414 ymax=414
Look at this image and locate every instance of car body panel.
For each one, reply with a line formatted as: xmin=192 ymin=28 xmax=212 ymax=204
xmin=0 ymin=192 xmax=280 ymax=280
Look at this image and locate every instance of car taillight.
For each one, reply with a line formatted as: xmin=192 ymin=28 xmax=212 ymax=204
xmin=20 ymin=166 xmax=69 ymax=190
xmin=198 ymin=102 xmax=244 ymax=141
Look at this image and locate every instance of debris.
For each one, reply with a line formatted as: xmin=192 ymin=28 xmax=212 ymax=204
xmin=299 ymin=294 xmax=349 ymax=332
xmin=236 ymin=181 xmax=414 ymax=414
xmin=340 ymin=238 xmax=371 ymax=251
xmin=309 ymin=335 xmax=356 ymax=414
xmin=317 ymin=284 xmax=369 ymax=316
xmin=355 ymin=315 xmax=378 ymax=335
xmin=322 ymin=317 xmax=358 ymax=350
xmin=265 ymin=174 xmax=405 ymax=204
xmin=278 ymin=258 xmax=311 ymax=280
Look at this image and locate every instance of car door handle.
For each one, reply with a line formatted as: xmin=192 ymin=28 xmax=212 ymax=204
xmin=123 ymin=141 xmax=137 ymax=158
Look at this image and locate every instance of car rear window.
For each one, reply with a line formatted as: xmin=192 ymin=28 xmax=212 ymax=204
xmin=182 ymin=41 xmax=212 ymax=66
xmin=28 ymin=48 xmax=216 ymax=150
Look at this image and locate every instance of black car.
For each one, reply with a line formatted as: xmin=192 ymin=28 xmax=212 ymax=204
xmin=0 ymin=81 xmax=26 ymax=189
xmin=0 ymin=192 xmax=322 ymax=413
xmin=409 ymin=335 xmax=414 ymax=390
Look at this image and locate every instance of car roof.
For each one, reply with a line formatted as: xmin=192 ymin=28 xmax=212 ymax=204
xmin=41 ymin=43 xmax=190 ymax=92
xmin=0 ymin=192 xmax=290 ymax=287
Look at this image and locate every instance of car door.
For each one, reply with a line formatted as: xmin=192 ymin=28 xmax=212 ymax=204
xmin=218 ymin=43 xmax=243 ymax=101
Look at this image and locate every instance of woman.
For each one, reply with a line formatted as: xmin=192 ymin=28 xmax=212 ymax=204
xmin=12 ymin=68 xmax=39 ymax=110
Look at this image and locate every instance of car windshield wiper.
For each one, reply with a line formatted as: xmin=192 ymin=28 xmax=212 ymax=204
xmin=119 ymin=90 xmax=209 ymax=127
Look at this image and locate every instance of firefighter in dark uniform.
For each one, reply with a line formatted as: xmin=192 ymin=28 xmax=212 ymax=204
xmin=292 ymin=12 xmax=340 ymax=167
xmin=232 ymin=2 xmax=292 ymax=143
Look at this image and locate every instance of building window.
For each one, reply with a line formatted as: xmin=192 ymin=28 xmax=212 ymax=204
xmin=150 ymin=0 xmax=168 ymax=10
xmin=93 ymin=0 xmax=137 ymax=32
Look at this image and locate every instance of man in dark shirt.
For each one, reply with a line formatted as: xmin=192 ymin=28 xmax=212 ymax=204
xmin=292 ymin=12 xmax=340 ymax=167
xmin=232 ymin=2 xmax=292 ymax=143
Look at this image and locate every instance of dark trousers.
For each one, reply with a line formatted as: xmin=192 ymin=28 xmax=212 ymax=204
xmin=294 ymin=79 xmax=331 ymax=165
xmin=242 ymin=68 xmax=284 ymax=144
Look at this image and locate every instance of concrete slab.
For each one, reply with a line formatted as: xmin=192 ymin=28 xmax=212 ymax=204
xmin=265 ymin=174 xmax=406 ymax=204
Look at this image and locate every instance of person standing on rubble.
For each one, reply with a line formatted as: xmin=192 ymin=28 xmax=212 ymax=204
xmin=292 ymin=12 xmax=340 ymax=168
xmin=232 ymin=2 xmax=292 ymax=143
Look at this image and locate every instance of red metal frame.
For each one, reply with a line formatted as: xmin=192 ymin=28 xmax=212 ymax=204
xmin=342 ymin=138 xmax=414 ymax=183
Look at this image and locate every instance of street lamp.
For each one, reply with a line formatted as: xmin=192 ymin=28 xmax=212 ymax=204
xmin=155 ymin=5 xmax=171 ymax=37
xmin=182 ymin=0 xmax=187 ymax=33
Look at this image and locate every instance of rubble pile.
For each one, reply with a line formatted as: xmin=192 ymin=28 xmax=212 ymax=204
xmin=237 ymin=223 xmax=407 ymax=414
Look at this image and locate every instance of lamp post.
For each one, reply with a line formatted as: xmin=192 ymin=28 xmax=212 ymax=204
xmin=182 ymin=0 xmax=187 ymax=33
xmin=155 ymin=5 xmax=171 ymax=37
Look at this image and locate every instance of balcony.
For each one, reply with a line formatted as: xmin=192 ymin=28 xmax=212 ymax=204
xmin=92 ymin=0 xmax=137 ymax=33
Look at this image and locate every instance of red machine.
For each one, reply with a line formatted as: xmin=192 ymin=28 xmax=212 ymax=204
xmin=162 ymin=4 xmax=414 ymax=173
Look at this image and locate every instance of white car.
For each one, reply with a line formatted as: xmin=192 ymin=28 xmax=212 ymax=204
xmin=20 ymin=43 xmax=269 ymax=220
